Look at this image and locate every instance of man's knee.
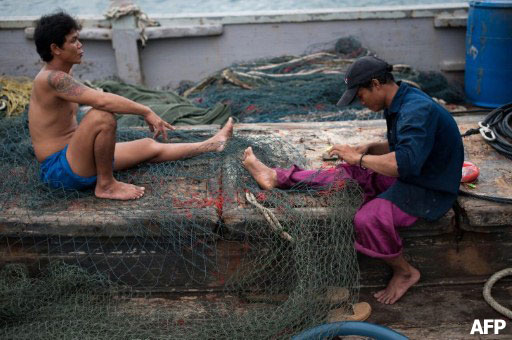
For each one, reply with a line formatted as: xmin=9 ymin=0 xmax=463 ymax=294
xmin=139 ymin=137 xmax=162 ymax=155
xmin=140 ymin=137 xmax=158 ymax=148
xmin=86 ymin=109 xmax=117 ymax=130
xmin=354 ymin=210 xmax=369 ymax=234
xmin=354 ymin=208 xmax=378 ymax=235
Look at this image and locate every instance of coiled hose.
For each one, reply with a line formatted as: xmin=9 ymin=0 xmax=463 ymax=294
xmin=460 ymin=102 xmax=512 ymax=204
xmin=462 ymin=102 xmax=512 ymax=160
xmin=292 ymin=321 xmax=408 ymax=340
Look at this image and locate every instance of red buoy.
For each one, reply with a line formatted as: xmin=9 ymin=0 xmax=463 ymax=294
xmin=461 ymin=161 xmax=480 ymax=183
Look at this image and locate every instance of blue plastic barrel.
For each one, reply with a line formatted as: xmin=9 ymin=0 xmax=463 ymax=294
xmin=465 ymin=0 xmax=512 ymax=108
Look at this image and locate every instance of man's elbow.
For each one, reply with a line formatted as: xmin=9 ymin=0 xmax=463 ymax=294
xmin=90 ymin=94 xmax=112 ymax=112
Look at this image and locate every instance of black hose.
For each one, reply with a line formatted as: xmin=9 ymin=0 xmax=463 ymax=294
xmin=479 ymin=102 xmax=512 ymax=160
xmin=460 ymin=103 xmax=512 ymax=203
xmin=459 ymin=189 xmax=512 ymax=204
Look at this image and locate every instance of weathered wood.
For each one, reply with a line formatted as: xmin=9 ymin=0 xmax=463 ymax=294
xmin=144 ymin=25 xmax=223 ymax=39
xmin=224 ymin=116 xmax=512 ymax=235
xmin=360 ymin=283 xmax=512 ymax=339
xmin=1 ymin=115 xmax=511 ymax=291
xmin=111 ymin=12 xmax=143 ymax=85
xmin=2 ymin=227 xmax=512 ymax=289
xmin=0 ymin=177 xmax=219 ymax=237
xmin=359 ymin=231 xmax=512 ymax=286
xmin=84 ymin=281 xmax=511 ymax=339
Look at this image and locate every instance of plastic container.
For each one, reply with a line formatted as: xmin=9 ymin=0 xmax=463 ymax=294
xmin=465 ymin=0 xmax=512 ymax=108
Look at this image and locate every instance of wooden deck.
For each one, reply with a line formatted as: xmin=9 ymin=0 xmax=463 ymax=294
xmin=1 ymin=115 xmax=511 ymax=282
xmin=0 ymin=115 xmax=511 ymax=338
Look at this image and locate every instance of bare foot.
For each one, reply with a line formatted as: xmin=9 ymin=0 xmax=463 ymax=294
xmin=206 ymin=117 xmax=234 ymax=152
xmin=95 ymin=180 xmax=145 ymax=200
xmin=242 ymin=147 xmax=278 ymax=190
xmin=373 ymin=265 xmax=420 ymax=305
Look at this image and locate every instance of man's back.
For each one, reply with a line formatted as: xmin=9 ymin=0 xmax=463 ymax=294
xmin=382 ymin=82 xmax=464 ymax=220
xmin=29 ymin=69 xmax=79 ymax=162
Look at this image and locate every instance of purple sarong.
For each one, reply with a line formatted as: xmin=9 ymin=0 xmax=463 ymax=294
xmin=274 ymin=163 xmax=418 ymax=259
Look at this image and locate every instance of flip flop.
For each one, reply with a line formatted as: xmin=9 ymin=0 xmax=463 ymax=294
xmin=327 ymin=302 xmax=372 ymax=323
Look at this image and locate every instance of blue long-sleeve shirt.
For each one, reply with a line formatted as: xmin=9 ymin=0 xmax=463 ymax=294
xmin=378 ymin=82 xmax=464 ymax=221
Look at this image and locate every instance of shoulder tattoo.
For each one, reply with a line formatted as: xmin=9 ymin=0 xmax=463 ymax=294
xmin=47 ymin=71 xmax=86 ymax=96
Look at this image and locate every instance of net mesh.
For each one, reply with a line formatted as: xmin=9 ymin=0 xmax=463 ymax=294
xmin=0 ymin=37 xmax=462 ymax=338
xmin=0 ymin=113 xmax=364 ymax=339
xmin=180 ymin=37 xmax=464 ymax=123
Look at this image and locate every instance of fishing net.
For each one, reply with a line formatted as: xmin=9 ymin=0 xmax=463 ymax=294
xmin=180 ymin=37 xmax=464 ymax=123
xmin=0 ymin=113 xmax=364 ymax=339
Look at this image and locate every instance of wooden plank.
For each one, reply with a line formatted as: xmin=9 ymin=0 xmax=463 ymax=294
xmin=0 ymin=178 xmax=219 ymax=237
xmin=72 ymin=281 xmax=511 ymax=339
xmin=359 ymin=231 xmax=512 ymax=286
xmin=0 ymin=237 xmax=275 ymax=290
xmin=1 ymin=219 xmax=511 ymax=289
xmin=360 ymin=283 xmax=512 ymax=339
xmin=223 ymin=116 xmax=512 ymax=235
xmin=0 ymin=125 xmax=224 ymax=238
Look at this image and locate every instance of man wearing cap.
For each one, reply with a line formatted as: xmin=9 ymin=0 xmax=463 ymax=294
xmin=242 ymin=55 xmax=464 ymax=305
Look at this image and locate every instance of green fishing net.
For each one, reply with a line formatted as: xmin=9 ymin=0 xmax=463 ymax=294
xmin=0 ymin=36 xmax=463 ymax=339
xmin=0 ymin=114 xmax=364 ymax=339
xmin=179 ymin=37 xmax=464 ymax=123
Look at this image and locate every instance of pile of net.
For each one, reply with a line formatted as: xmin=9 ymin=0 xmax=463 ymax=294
xmin=0 ymin=114 xmax=364 ymax=339
xmin=89 ymin=37 xmax=463 ymax=125
xmin=178 ymin=36 xmax=464 ymax=123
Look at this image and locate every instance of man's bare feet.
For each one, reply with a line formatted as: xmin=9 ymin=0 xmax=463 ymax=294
xmin=205 ymin=117 xmax=234 ymax=152
xmin=95 ymin=180 xmax=145 ymax=200
xmin=242 ymin=147 xmax=278 ymax=190
xmin=373 ymin=265 xmax=420 ymax=305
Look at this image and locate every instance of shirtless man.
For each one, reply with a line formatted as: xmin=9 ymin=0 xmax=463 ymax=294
xmin=29 ymin=12 xmax=233 ymax=200
xmin=243 ymin=56 xmax=463 ymax=304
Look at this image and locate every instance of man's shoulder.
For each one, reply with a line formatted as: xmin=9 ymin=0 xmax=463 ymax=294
xmin=400 ymin=90 xmax=433 ymax=115
xmin=35 ymin=69 xmax=72 ymax=88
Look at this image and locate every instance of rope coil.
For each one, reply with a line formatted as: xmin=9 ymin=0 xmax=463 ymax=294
xmin=483 ymin=268 xmax=512 ymax=319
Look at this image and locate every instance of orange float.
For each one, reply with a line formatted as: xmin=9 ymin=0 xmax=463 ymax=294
xmin=461 ymin=161 xmax=480 ymax=183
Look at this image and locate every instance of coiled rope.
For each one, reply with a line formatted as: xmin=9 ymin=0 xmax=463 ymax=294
xmin=483 ymin=268 xmax=512 ymax=319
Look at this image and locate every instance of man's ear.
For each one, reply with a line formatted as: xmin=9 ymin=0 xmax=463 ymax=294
xmin=372 ymin=79 xmax=381 ymax=88
xmin=50 ymin=43 xmax=61 ymax=56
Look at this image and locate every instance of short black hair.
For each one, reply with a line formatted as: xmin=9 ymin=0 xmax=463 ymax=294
xmin=359 ymin=72 xmax=395 ymax=89
xmin=34 ymin=11 xmax=81 ymax=62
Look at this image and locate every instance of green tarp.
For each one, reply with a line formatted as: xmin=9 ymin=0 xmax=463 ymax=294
xmin=93 ymin=80 xmax=231 ymax=127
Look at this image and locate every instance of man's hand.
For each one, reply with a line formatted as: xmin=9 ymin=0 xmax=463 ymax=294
xmin=144 ymin=110 xmax=175 ymax=141
xmin=329 ymin=144 xmax=361 ymax=165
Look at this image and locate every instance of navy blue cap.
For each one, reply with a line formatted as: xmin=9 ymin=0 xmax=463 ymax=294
xmin=337 ymin=56 xmax=392 ymax=107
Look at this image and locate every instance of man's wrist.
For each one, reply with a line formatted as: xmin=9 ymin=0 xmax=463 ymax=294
xmin=359 ymin=152 xmax=368 ymax=170
xmin=142 ymin=107 xmax=152 ymax=118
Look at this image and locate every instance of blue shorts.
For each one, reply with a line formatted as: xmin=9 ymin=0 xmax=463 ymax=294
xmin=40 ymin=145 xmax=97 ymax=190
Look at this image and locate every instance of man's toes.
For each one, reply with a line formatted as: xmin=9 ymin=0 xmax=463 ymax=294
xmin=374 ymin=290 xmax=385 ymax=299
xmin=243 ymin=147 xmax=252 ymax=160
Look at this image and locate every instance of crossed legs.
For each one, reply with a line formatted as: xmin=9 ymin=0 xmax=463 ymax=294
xmin=66 ymin=109 xmax=233 ymax=200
